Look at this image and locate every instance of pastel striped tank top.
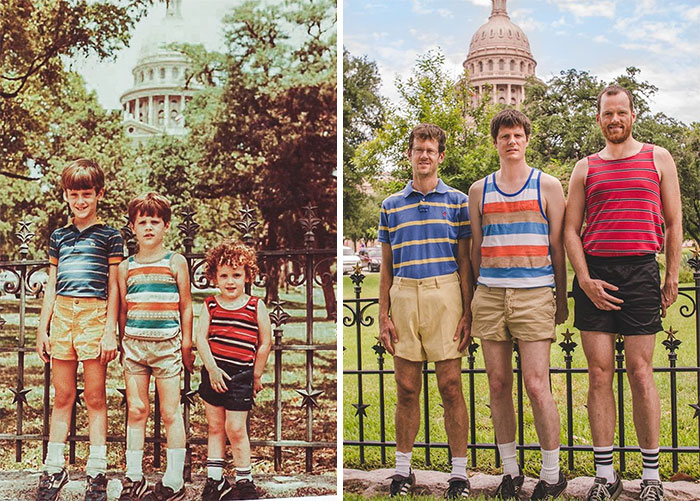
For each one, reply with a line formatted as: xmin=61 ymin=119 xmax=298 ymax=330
xmin=125 ymin=252 xmax=181 ymax=340
xmin=478 ymin=168 xmax=554 ymax=288
xmin=206 ymin=295 xmax=260 ymax=367
xmin=582 ymin=144 xmax=663 ymax=256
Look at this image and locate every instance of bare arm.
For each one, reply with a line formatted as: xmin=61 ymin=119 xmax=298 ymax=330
xmin=36 ymin=265 xmax=57 ymax=363
xmin=173 ymin=253 xmax=194 ymax=372
xmin=253 ymin=300 xmax=272 ymax=395
xmin=655 ymin=146 xmax=683 ymax=316
xmin=378 ymin=242 xmax=396 ymax=355
xmin=99 ymin=263 xmax=120 ymax=365
xmin=468 ymin=180 xmax=484 ymax=283
xmin=542 ymin=174 xmax=568 ymax=324
xmin=116 ymin=260 xmax=129 ymax=349
xmin=564 ymin=159 xmax=623 ymax=311
xmin=456 ymin=236 xmax=474 ymax=351
xmin=194 ymin=302 xmax=230 ymax=393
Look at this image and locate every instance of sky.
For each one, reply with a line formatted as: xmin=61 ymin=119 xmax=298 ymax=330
xmin=72 ymin=0 xmax=233 ymax=111
xmin=344 ymin=0 xmax=700 ymax=125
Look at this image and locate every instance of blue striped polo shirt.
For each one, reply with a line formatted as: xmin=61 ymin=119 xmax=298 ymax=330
xmin=378 ymin=179 xmax=471 ymax=279
xmin=49 ymin=219 xmax=124 ymax=299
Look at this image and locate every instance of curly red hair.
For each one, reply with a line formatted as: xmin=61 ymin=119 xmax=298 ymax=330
xmin=204 ymin=239 xmax=259 ymax=283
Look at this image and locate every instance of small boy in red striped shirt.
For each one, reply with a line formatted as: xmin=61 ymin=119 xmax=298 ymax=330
xmin=195 ymin=239 xmax=272 ymax=500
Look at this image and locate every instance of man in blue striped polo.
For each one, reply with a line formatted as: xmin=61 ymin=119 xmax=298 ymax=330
xmin=378 ymin=123 xmax=473 ymax=498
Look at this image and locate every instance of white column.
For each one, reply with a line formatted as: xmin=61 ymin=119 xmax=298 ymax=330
xmin=180 ymin=95 xmax=186 ymax=127
xmin=507 ymin=84 xmax=512 ymax=105
xmin=164 ymin=94 xmax=170 ymax=129
xmin=135 ymin=98 xmax=140 ymax=123
xmin=148 ymin=95 xmax=154 ymax=125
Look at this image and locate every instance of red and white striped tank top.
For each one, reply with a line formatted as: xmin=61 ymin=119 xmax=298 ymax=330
xmin=582 ymin=144 xmax=663 ymax=256
xmin=206 ymin=295 xmax=260 ymax=367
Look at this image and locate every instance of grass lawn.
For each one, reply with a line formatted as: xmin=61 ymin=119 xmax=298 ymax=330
xmin=0 ymin=282 xmax=337 ymax=475
xmin=342 ymin=259 xmax=700 ymax=480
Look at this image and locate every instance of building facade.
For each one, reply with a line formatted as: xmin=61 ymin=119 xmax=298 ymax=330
xmin=463 ymin=0 xmax=537 ymax=106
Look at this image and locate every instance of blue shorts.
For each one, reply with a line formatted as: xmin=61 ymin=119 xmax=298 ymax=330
xmin=199 ymin=363 xmax=254 ymax=411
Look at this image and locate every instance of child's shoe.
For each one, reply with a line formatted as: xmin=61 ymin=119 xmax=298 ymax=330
xmin=143 ymin=481 xmax=186 ymax=501
xmin=36 ymin=469 xmax=69 ymax=501
xmin=202 ymin=477 xmax=234 ymax=500
xmin=234 ymin=479 xmax=258 ymax=500
xmin=120 ymin=476 xmax=149 ymax=500
xmin=85 ymin=473 xmax=108 ymax=501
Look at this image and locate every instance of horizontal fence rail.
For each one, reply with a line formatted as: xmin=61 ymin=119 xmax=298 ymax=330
xmin=343 ymin=255 xmax=700 ymax=474
xmin=0 ymin=205 xmax=336 ymax=476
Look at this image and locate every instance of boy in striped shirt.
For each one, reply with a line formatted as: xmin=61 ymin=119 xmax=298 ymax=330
xmin=469 ymin=110 xmax=569 ymax=500
xmin=117 ymin=193 xmax=194 ymax=500
xmin=35 ymin=159 xmax=124 ymax=501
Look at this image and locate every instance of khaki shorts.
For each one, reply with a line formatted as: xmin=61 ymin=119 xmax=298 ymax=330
xmin=471 ymin=285 xmax=556 ymax=342
xmin=122 ymin=335 xmax=182 ymax=379
xmin=389 ymin=272 xmax=464 ymax=362
xmin=49 ymin=296 xmax=106 ymax=361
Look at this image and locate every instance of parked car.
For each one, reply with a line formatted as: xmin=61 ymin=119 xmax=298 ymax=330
xmin=342 ymin=246 xmax=362 ymax=274
xmin=358 ymin=246 xmax=382 ymax=272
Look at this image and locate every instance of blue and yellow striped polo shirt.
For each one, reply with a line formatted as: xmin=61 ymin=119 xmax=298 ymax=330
xmin=378 ymin=179 xmax=471 ymax=279
xmin=49 ymin=219 xmax=124 ymax=299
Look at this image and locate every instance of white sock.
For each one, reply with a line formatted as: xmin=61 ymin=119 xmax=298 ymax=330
xmin=207 ymin=458 xmax=225 ymax=481
xmin=540 ymin=447 xmax=560 ymax=484
xmin=641 ymin=447 xmax=660 ymax=481
xmin=497 ymin=441 xmax=520 ymax=477
xmin=450 ymin=456 xmax=468 ymax=480
xmin=44 ymin=442 xmax=66 ymax=474
xmin=125 ymin=449 xmax=144 ymax=481
xmin=395 ymin=450 xmax=412 ymax=477
xmin=235 ymin=466 xmax=252 ymax=482
xmin=162 ymin=448 xmax=186 ymax=491
xmin=593 ymin=445 xmax=615 ymax=483
xmin=86 ymin=445 xmax=107 ymax=477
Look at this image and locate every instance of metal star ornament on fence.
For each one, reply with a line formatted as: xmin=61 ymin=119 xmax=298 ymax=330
xmin=690 ymin=403 xmax=700 ymax=419
xmin=295 ymin=388 xmax=324 ymax=409
xmin=74 ymin=388 xmax=84 ymax=407
xmin=662 ymin=326 xmax=681 ymax=353
xmin=350 ymin=265 xmax=365 ymax=286
xmin=353 ymin=402 xmax=370 ymax=417
xmin=16 ymin=221 xmax=35 ymax=259
xmin=117 ymin=388 xmax=127 ymax=407
xmin=372 ymin=337 xmax=386 ymax=357
xmin=10 ymin=386 xmax=30 ymax=405
xmin=559 ymin=329 xmax=577 ymax=354
xmin=269 ymin=300 xmax=290 ymax=327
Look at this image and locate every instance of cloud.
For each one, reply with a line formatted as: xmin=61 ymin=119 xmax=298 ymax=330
xmin=549 ymin=0 xmax=616 ymax=19
xmin=511 ymin=9 xmax=547 ymax=32
xmin=592 ymin=35 xmax=609 ymax=43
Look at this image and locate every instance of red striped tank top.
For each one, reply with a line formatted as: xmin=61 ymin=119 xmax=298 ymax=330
xmin=582 ymin=144 xmax=663 ymax=256
xmin=206 ymin=295 xmax=260 ymax=367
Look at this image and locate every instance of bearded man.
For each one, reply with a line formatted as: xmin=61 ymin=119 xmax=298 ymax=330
xmin=564 ymin=85 xmax=682 ymax=501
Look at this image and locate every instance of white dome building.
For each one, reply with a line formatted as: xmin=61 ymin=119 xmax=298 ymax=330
xmin=120 ymin=0 xmax=199 ymax=143
xmin=463 ymin=0 xmax=537 ymax=106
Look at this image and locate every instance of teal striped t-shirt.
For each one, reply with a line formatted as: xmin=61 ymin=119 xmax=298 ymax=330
xmin=378 ymin=179 xmax=471 ymax=279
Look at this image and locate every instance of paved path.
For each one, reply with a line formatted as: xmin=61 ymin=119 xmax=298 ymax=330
xmin=344 ymin=468 xmax=700 ymax=500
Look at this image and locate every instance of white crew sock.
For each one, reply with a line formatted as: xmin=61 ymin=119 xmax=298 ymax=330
xmin=540 ymin=447 xmax=561 ymax=484
xmin=593 ymin=445 xmax=616 ymax=483
xmin=395 ymin=450 xmax=412 ymax=477
xmin=86 ymin=445 xmax=107 ymax=478
xmin=207 ymin=458 xmax=225 ymax=481
xmin=641 ymin=447 xmax=660 ymax=481
xmin=235 ymin=466 xmax=252 ymax=482
xmin=44 ymin=442 xmax=66 ymax=474
xmin=450 ymin=456 xmax=468 ymax=480
xmin=162 ymin=448 xmax=186 ymax=491
xmin=125 ymin=427 xmax=145 ymax=481
xmin=497 ymin=441 xmax=520 ymax=477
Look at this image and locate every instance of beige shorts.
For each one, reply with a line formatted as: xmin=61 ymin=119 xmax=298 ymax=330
xmin=471 ymin=285 xmax=556 ymax=342
xmin=122 ymin=335 xmax=182 ymax=379
xmin=49 ymin=296 xmax=106 ymax=361
xmin=389 ymin=272 xmax=465 ymax=362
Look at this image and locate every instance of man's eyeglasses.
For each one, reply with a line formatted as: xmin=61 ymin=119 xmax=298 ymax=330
xmin=411 ymin=147 xmax=439 ymax=157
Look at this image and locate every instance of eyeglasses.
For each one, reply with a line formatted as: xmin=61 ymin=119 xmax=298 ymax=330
xmin=411 ymin=147 xmax=439 ymax=157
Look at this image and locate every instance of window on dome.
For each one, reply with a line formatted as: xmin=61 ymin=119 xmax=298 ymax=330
xmin=499 ymin=28 xmax=503 ymax=36
xmin=172 ymin=67 xmax=179 ymax=79
xmin=479 ymin=61 xmax=483 ymax=72
xmin=488 ymin=60 xmax=493 ymax=71
xmin=499 ymin=59 xmax=504 ymax=71
xmin=490 ymin=29 xmax=494 ymax=37
xmin=508 ymin=29 xmax=512 ymax=37
xmin=149 ymin=69 xmax=153 ymax=80
xmin=510 ymin=60 xmax=515 ymax=71
xmin=139 ymin=72 xmax=144 ymax=83
xmin=520 ymin=61 xmax=524 ymax=72
xmin=160 ymin=68 xmax=165 ymax=79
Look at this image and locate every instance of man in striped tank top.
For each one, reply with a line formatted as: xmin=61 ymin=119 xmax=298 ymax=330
xmin=565 ymin=85 xmax=682 ymax=501
xmin=117 ymin=193 xmax=195 ymax=501
xmin=378 ymin=124 xmax=474 ymax=498
xmin=469 ymin=110 xmax=569 ymax=500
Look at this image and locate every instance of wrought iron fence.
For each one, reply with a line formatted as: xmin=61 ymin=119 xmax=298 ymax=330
xmin=0 ymin=205 xmax=336 ymax=477
xmin=343 ymin=254 xmax=700 ymax=474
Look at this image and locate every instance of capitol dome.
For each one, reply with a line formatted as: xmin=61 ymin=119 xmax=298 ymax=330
xmin=463 ymin=0 xmax=537 ymax=106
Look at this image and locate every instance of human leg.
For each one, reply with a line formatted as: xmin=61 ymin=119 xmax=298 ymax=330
xmin=124 ymin=371 xmax=150 ymax=485
xmin=435 ymin=358 xmax=469 ymax=480
xmin=155 ymin=375 xmax=186 ymax=492
xmin=393 ymin=356 xmax=422 ymax=470
xmin=46 ymin=359 xmax=78 ymax=471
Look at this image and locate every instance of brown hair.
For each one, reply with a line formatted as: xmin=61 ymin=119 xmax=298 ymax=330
xmin=596 ymin=85 xmax=635 ymax=113
xmin=204 ymin=239 xmax=259 ymax=283
xmin=490 ymin=109 xmax=531 ymax=141
xmin=408 ymin=123 xmax=447 ymax=153
xmin=61 ymin=159 xmax=105 ymax=192
xmin=128 ymin=192 xmax=172 ymax=224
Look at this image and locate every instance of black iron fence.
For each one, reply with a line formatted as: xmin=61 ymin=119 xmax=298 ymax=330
xmin=0 ymin=205 xmax=336 ymax=477
xmin=343 ymin=255 xmax=700 ymax=474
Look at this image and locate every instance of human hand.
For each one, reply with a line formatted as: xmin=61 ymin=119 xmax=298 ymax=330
xmin=253 ymin=375 xmax=263 ymax=396
xmin=661 ymin=278 xmax=679 ymax=318
xmin=378 ymin=313 xmax=398 ymax=356
xmin=99 ymin=332 xmax=118 ymax=365
xmin=455 ymin=314 xmax=472 ymax=352
xmin=209 ymin=367 xmax=231 ymax=393
xmin=580 ymin=278 xmax=623 ymax=311
xmin=182 ymin=343 xmax=195 ymax=373
xmin=555 ymin=299 xmax=569 ymax=325
xmin=36 ymin=331 xmax=51 ymax=364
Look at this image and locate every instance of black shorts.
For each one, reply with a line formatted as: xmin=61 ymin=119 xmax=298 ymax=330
xmin=572 ymin=254 xmax=662 ymax=336
xmin=199 ymin=363 xmax=254 ymax=411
